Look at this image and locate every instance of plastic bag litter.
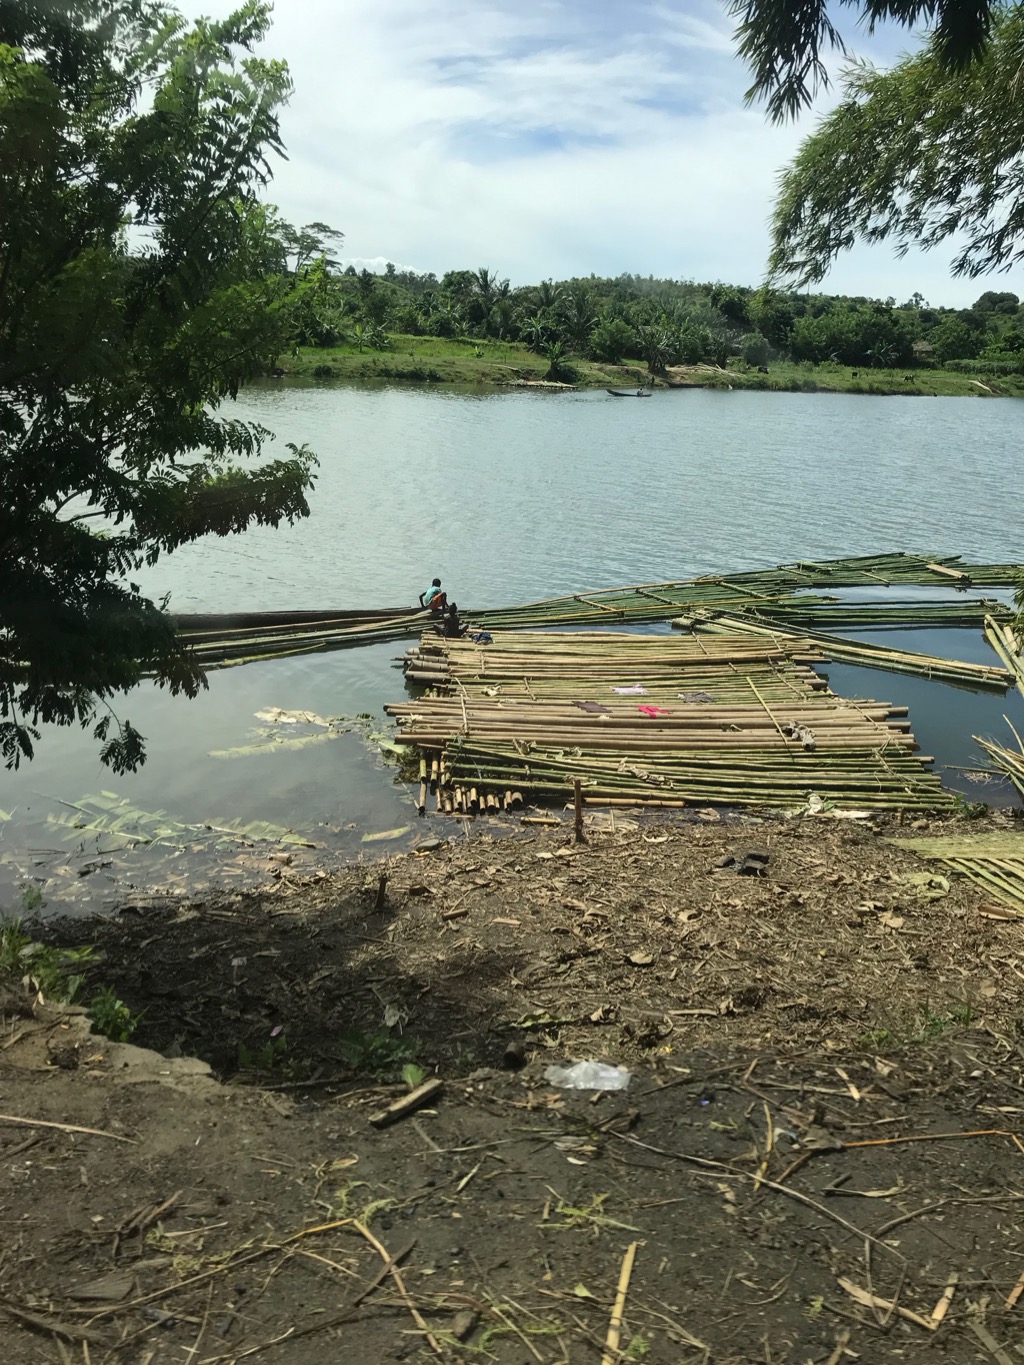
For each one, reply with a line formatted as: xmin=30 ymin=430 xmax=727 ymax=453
xmin=544 ymin=1061 xmax=631 ymax=1091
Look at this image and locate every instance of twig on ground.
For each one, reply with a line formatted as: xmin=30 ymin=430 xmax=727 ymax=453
xmin=0 ymin=1134 xmax=42 ymax=1160
xmin=368 ymin=1078 xmax=444 ymax=1129
xmin=929 ymin=1272 xmax=957 ymax=1326
xmin=182 ymin=1286 xmax=213 ymax=1365
xmin=351 ymin=1239 xmax=416 ymax=1306
xmin=609 ymin=1132 xmax=904 ymax=1259
xmin=837 ymin=1277 xmax=934 ymax=1331
xmin=966 ymin=1319 xmax=1015 ymax=1365
xmin=753 ymin=1102 xmax=774 ymax=1192
xmin=845 ymin=1128 xmax=1022 ymax=1151
xmin=0 ymin=1299 xmax=109 ymax=1345
xmin=601 ymin=1242 xmax=639 ymax=1365
xmin=872 ymin=1201 xmax=947 ymax=1238
xmin=824 ymin=1330 xmax=850 ymax=1365
xmin=1006 ymin=1264 xmax=1024 ymax=1309
xmin=0 ymin=1114 xmax=135 ymax=1143
xmin=88 ymin=1219 xmax=356 ymax=1321
xmin=353 ymin=1220 xmax=444 ymax=1356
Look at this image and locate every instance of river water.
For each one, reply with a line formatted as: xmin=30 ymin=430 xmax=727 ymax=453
xmin=3 ymin=383 xmax=1022 ymax=914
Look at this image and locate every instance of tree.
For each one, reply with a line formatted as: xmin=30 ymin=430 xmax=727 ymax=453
xmin=275 ymin=217 xmax=345 ymax=274
xmin=740 ymin=333 xmax=771 ymax=367
xmin=589 ymin=317 xmax=637 ymax=364
xmin=636 ymin=325 xmax=677 ymax=376
xmin=557 ymin=288 xmax=598 ymax=352
xmin=790 ymin=303 xmax=915 ymax=367
xmin=974 ymin=291 xmax=1020 ymax=314
xmin=1 ymin=1 xmax=317 ymax=772
xmin=730 ymin=0 xmax=1000 ymax=120
xmin=926 ymin=316 xmax=985 ymax=362
xmin=765 ymin=10 xmax=1024 ymax=282
xmin=541 ymin=341 xmax=577 ymax=384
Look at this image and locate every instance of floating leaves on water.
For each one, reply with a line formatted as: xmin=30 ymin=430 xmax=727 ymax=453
xmin=254 ymin=707 xmax=333 ymax=727
xmin=210 ymin=730 xmax=348 ymax=759
xmin=210 ymin=709 xmax=353 ymax=759
xmin=361 ymin=826 xmax=412 ymax=842
xmin=46 ymin=792 xmax=315 ymax=850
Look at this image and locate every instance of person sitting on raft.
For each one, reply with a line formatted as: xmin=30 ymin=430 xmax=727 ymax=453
xmin=433 ymin=603 xmax=468 ymax=639
xmin=419 ymin=577 xmax=447 ymax=612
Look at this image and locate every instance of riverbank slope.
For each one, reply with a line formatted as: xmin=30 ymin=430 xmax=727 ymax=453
xmin=3 ymin=809 xmax=1024 ymax=1361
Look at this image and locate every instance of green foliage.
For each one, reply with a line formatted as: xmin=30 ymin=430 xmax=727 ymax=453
xmin=769 ymin=9 xmax=1024 ymax=281
xmin=0 ymin=914 xmax=138 ymax=1039
xmin=238 ymin=1033 xmax=288 ymax=1072
xmin=337 ymin=1026 xmax=418 ymax=1075
xmin=730 ymin=0 xmax=999 ymax=122
xmin=928 ymin=316 xmax=986 ymax=363
xmin=636 ymin=324 xmax=677 ymax=374
xmin=740 ymin=332 xmax=771 ymax=366
xmin=790 ymin=303 xmax=915 ymax=368
xmin=1 ymin=916 xmax=95 ymax=1004
xmin=860 ymin=1003 xmax=974 ymax=1050
xmin=975 ymin=290 xmax=1020 ymax=314
xmin=542 ymin=341 xmax=579 ymax=384
xmin=916 ymin=1004 xmax=973 ymax=1040
xmin=88 ymin=987 xmax=139 ymax=1042
xmin=1 ymin=1 xmax=318 ymax=773
xmin=588 ymin=317 xmax=637 ymax=363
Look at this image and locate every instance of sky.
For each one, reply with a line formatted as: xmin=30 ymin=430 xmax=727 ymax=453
xmin=174 ymin=0 xmax=1016 ymax=308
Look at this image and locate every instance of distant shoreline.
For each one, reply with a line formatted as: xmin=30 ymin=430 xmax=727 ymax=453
xmin=276 ymin=341 xmax=1022 ymax=398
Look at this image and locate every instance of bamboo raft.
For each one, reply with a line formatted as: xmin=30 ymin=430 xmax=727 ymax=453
xmin=387 ymin=629 xmax=954 ymax=812
xmin=676 ymin=612 xmax=1014 ymax=691
xmin=173 ymin=552 xmax=1024 ymax=670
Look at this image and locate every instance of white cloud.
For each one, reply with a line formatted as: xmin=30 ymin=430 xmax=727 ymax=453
xmin=171 ymin=0 xmax=1018 ymax=306
xmin=342 ymin=255 xmax=422 ymax=275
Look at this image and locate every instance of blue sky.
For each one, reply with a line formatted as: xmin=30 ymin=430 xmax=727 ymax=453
xmin=176 ymin=0 xmax=1014 ymax=307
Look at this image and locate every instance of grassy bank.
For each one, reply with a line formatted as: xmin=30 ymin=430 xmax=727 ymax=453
xmin=280 ymin=334 xmax=647 ymax=387
xmin=278 ymin=335 xmax=1024 ymax=396
xmin=689 ymin=358 xmax=1024 ymax=398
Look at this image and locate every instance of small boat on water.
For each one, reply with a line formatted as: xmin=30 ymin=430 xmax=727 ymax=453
xmin=606 ymin=388 xmax=652 ymax=397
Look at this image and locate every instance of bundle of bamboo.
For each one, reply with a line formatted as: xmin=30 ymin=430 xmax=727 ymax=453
xmin=975 ymin=730 xmax=1024 ymax=801
xmin=388 ymin=628 xmax=951 ymax=812
xmin=889 ymin=831 xmax=1024 ymax=912
xmin=677 ymin=612 xmax=1014 ymax=690
xmin=984 ymin=616 xmax=1024 ymax=697
xmin=171 ymin=552 xmax=1024 ymax=671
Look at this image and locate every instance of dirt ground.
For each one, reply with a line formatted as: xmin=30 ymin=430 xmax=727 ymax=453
xmin=5 ymin=807 xmax=1024 ymax=1363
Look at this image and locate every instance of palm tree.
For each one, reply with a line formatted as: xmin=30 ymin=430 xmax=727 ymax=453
xmin=637 ymin=325 xmax=676 ymax=375
xmin=558 ymin=288 xmax=598 ymax=352
xmin=473 ymin=267 xmax=496 ymax=308
xmin=542 ymin=340 xmax=575 ymax=383
xmin=537 ymin=279 xmax=560 ymax=310
xmin=521 ymin=314 xmax=551 ymax=354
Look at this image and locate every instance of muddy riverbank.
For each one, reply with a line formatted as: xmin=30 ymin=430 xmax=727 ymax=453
xmin=4 ymin=809 xmax=1024 ymax=1361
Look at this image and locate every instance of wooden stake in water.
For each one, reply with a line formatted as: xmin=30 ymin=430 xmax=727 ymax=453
xmin=574 ymin=778 xmax=585 ymax=843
